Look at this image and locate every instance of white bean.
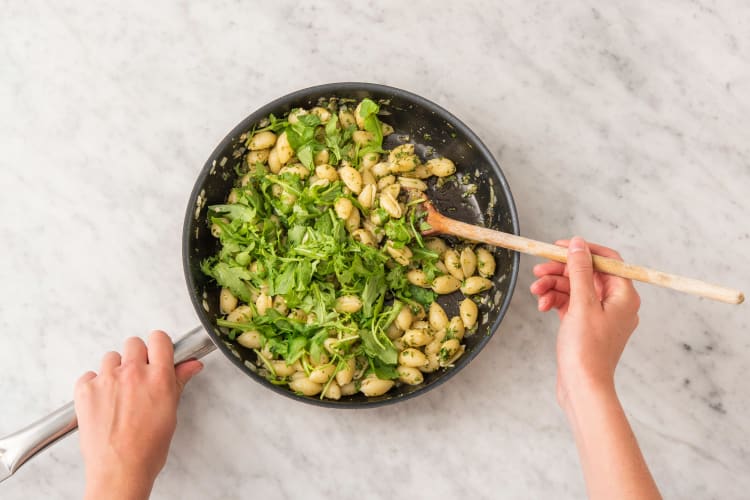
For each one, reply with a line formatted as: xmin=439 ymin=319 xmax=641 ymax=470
xmin=387 ymin=322 xmax=402 ymax=340
xmin=361 ymin=168 xmax=376 ymax=187
xmin=382 ymin=182 xmax=401 ymax=200
xmin=429 ymin=302 xmax=449 ymax=331
xmin=397 ymin=366 xmax=424 ymax=385
xmin=354 ymin=102 xmax=366 ymax=129
xmin=338 ymin=165 xmax=363 ymax=194
xmin=411 ymin=164 xmax=432 ymax=179
xmin=220 ymin=288 xmax=238 ymax=314
xmin=353 ymin=130 xmax=375 ymax=146
xmin=256 ymin=293 xmax=272 ymax=316
xmin=360 ymin=376 xmax=395 ymax=397
xmin=424 ymin=238 xmax=448 ymax=256
xmin=288 ymin=108 xmax=308 ymax=124
xmin=273 ymin=295 xmax=288 ymax=315
xmin=426 ymin=157 xmax=456 ymax=177
xmin=315 ymin=164 xmax=339 ymax=182
xmin=335 ymin=295 xmax=363 ymax=314
xmin=275 ymin=131 xmax=294 ymax=165
xmin=459 ymin=298 xmax=478 ymax=328
xmin=388 ymin=144 xmax=418 ymax=173
xmin=311 ymin=106 xmax=331 ymax=123
xmin=334 ymin=197 xmax=353 ymax=220
xmin=410 ymin=320 xmax=430 ymax=330
xmin=396 ymin=304 xmax=413 ymax=331
xmin=377 ymin=174 xmax=396 ymax=190
xmin=268 ymin=147 xmax=281 ymax=173
xmin=380 ymin=191 xmax=402 ymax=218
xmin=246 ymin=148 xmax=270 ymax=165
xmin=397 ymin=176 xmax=428 ymax=191
xmin=358 ymin=184 xmax=377 ymax=209
xmin=289 ymin=377 xmax=323 ymax=396
xmin=309 ymin=364 xmax=336 ymax=384
xmin=340 ymin=381 xmax=357 ymax=396
xmin=339 ymin=109 xmax=356 ymax=129
xmin=236 ymin=330 xmax=261 ymax=349
xmin=403 ymin=329 xmax=432 ymax=347
xmin=477 ymin=248 xmax=497 ymax=278
xmin=461 ymin=276 xmax=493 ymax=295
xmin=271 ymin=360 xmax=296 ymax=377
xmin=443 ymin=250 xmax=464 ymax=280
xmin=431 ymin=275 xmax=462 ymax=294
xmin=323 ymin=380 xmax=342 ymax=400
xmin=351 ymin=228 xmax=376 ymax=247
xmin=398 ymin=348 xmax=428 ymax=368
xmin=386 ymin=240 xmax=412 ymax=266
xmin=226 ymin=304 xmax=253 ymax=323
xmin=420 ymin=353 xmax=440 ymax=373
xmin=248 ymin=131 xmax=277 ymax=150
xmin=361 ymin=152 xmax=380 ymax=170
xmin=406 ymin=269 xmax=428 ymax=288
xmin=314 ymin=149 xmax=330 ymax=166
xmin=372 ymin=162 xmax=392 ymax=178
xmin=345 ymin=208 xmax=361 ymax=233
xmin=449 ymin=316 xmax=466 ymax=340
xmin=336 ymin=358 xmax=356 ymax=386
xmin=461 ymin=247 xmax=477 ymax=278
xmin=280 ymin=163 xmax=310 ymax=179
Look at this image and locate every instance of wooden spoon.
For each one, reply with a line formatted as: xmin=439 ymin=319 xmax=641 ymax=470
xmin=420 ymin=200 xmax=744 ymax=305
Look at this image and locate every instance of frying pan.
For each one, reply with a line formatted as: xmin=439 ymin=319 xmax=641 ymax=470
xmin=0 ymin=82 xmax=519 ymax=480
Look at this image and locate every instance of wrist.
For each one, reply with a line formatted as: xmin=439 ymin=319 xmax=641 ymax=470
xmin=557 ymin=368 xmax=616 ymax=414
xmin=84 ymin=467 xmax=155 ymax=500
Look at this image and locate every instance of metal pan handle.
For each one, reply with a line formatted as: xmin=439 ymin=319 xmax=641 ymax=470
xmin=0 ymin=325 xmax=215 ymax=482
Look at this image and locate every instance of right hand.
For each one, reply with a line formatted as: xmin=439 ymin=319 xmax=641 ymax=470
xmin=530 ymin=236 xmax=641 ymax=408
xmin=75 ymin=331 xmax=203 ymax=500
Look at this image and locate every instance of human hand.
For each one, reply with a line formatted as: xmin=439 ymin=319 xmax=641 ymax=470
xmin=74 ymin=331 xmax=203 ymax=500
xmin=530 ymin=237 xmax=640 ymax=408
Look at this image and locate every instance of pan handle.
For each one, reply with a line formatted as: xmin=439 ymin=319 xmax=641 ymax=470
xmin=0 ymin=325 xmax=216 ymax=483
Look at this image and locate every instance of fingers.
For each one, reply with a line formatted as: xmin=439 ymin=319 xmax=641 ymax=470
xmin=530 ymin=275 xmax=571 ymax=296
xmin=122 ymin=336 xmax=148 ymax=364
xmin=533 ymin=261 xmax=566 ymax=278
xmin=564 ymin=236 xmax=599 ymax=310
xmin=147 ymin=330 xmax=175 ymax=368
xmin=76 ymin=370 xmax=97 ymax=389
xmin=537 ymin=290 xmax=569 ymax=313
xmin=100 ymin=351 xmax=122 ymax=373
xmin=555 ymin=239 xmax=623 ymax=261
xmin=175 ymin=360 xmax=204 ymax=392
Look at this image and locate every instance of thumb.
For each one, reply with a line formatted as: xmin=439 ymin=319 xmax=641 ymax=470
xmin=175 ymin=360 xmax=204 ymax=392
xmin=566 ymin=236 xmax=597 ymax=309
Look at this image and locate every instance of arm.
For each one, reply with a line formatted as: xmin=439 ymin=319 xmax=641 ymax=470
xmin=74 ymin=331 xmax=203 ymax=500
xmin=530 ymin=237 xmax=661 ymax=500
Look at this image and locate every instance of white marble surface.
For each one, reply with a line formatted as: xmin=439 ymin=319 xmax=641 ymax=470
xmin=1 ymin=1 xmax=749 ymax=498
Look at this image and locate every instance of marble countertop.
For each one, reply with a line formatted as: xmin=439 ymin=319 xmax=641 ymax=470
xmin=2 ymin=1 xmax=749 ymax=498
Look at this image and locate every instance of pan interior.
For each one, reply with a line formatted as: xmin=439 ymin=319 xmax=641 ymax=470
xmin=183 ymin=84 xmax=519 ymax=407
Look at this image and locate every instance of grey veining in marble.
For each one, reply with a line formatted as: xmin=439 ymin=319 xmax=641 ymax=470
xmin=1 ymin=1 xmax=749 ymax=499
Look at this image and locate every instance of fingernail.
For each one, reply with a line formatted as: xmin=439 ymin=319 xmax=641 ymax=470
xmin=569 ymin=237 xmax=585 ymax=253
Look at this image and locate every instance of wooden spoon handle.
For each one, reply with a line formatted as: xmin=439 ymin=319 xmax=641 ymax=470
xmin=426 ymin=210 xmax=744 ymax=305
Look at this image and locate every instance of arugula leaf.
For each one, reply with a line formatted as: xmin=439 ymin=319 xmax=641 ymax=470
xmin=206 ymin=262 xmax=254 ymax=303
xmin=371 ymin=359 xmax=399 ymax=380
xmin=407 ymin=285 xmax=437 ymax=306
xmin=309 ymin=329 xmax=329 ymax=364
xmin=209 ymin=204 xmax=257 ymax=223
xmin=359 ymin=327 xmax=398 ymax=365
xmin=287 ymin=336 xmax=307 ymax=364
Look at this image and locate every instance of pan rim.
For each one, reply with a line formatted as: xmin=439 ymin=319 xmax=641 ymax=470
xmin=182 ymin=82 xmax=520 ymax=408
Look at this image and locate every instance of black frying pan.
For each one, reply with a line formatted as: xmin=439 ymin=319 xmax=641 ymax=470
xmin=183 ymin=82 xmax=520 ymax=407
xmin=0 ymin=83 xmax=519 ymax=481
